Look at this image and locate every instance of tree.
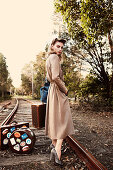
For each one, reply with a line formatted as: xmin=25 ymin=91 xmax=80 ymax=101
xmin=79 ymin=74 xmax=104 ymax=98
xmin=71 ymin=39 xmax=112 ymax=98
xmin=33 ymin=52 xmax=46 ymax=98
xmin=54 ymin=0 xmax=113 ymax=99
xmin=54 ymin=0 xmax=84 ymax=43
xmin=80 ymin=0 xmax=113 ymax=56
xmin=58 ymin=31 xmax=111 ymax=98
xmin=0 ymin=53 xmax=9 ymax=97
xmin=6 ymin=76 xmax=13 ymax=93
xmin=21 ymin=63 xmax=33 ymax=95
xmin=80 ymin=0 xmax=113 ymax=95
xmin=21 ymin=73 xmax=32 ymax=95
xmin=61 ymin=52 xmax=80 ymax=97
xmin=21 ymin=52 xmax=47 ymax=98
xmin=54 ymin=0 xmax=113 ymax=50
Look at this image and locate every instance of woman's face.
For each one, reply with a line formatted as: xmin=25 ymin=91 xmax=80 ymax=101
xmin=52 ymin=41 xmax=64 ymax=55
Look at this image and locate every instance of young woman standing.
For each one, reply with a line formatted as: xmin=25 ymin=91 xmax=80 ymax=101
xmin=45 ymin=38 xmax=74 ymax=166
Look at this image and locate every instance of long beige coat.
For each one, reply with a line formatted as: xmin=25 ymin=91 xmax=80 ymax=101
xmin=45 ymin=53 xmax=74 ymax=139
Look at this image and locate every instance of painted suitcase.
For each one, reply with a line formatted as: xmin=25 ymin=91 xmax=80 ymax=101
xmin=31 ymin=103 xmax=46 ymax=128
xmin=8 ymin=127 xmax=36 ymax=154
xmin=0 ymin=122 xmax=29 ymax=150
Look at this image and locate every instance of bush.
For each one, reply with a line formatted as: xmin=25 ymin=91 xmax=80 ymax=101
xmin=77 ymin=75 xmax=113 ymax=107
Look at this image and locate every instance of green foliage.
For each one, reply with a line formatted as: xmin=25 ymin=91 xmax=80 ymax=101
xmin=33 ymin=52 xmax=46 ymax=99
xmin=0 ymin=53 xmax=8 ymax=85
xmin=80 ymin=0 xmax=113 ymax=42
xmin=54 ymin=0 xmax=113 ymax=100
xmin=54 ymin=0 xmax=112 ymax=42
xmin=78 ymin=75 xmax=101 ymax=96
xmin=21 ymin=73 xmax=32 ymax=95
xmin=21 ymin=52 xmax=46 ymax=99
xmin=54 ymin=0 xmax=85 ymax=42
xmin=61 ymin=53 xmax=80 ymax=96
xmin=0 ymin=53 xmax=12 ymax=98
xmin=78 ymin=74 xmax=113 ymax=106
xmin=21 ymin=63 xmax=33 ymax=95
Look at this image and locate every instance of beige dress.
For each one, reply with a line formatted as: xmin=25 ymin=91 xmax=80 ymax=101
xmin=45 ymin=53 xmax=74 ymax=139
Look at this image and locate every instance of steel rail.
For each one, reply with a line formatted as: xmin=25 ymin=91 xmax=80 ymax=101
xmin=21 ymin=98 xmax=34 ymax=104
xmin=0 ymin=102 xmax=11 ymax=112
xmin=1 ymin=98 xmax=19 ymax=126
xmin=14 ymin=98 xmax=107 ymax=169
xmin=66 ymin=135 xmax=107 ymax=170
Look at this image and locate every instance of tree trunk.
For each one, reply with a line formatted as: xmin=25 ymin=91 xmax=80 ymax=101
xmin=108 ymin=30 xmax=113 ymax=63
xmin=108 ymin=30 xmax=113 ymax=98
xmin=2 ymin=90 xmax=4 ymax=98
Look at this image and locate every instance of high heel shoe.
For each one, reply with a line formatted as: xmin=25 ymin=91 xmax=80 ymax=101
xmin=50 ymin=148 xmax=63 ymax=166
xmin=50 ymin=143 xmax=64 ymax=153
xmin=50 ymin=143 xmax=55 ymax=149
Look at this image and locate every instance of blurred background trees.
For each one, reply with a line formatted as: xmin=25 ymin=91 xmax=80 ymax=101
xmin=0 ymin=53 xmax=13 ymax=100
xmin=1 ymin=0 xmax=112 ymax=107
xmin=20 ymin=49 xmax=80 ymax=100
xmin=19 ymin=0 xmax=113 ymax=106
xmin=21 ymin=52 xmax=46 ymax=99
xmin=21 ymin=63 xmax=33 ymax=95
xmin=54 ymin=0 xmax=113 ymax=105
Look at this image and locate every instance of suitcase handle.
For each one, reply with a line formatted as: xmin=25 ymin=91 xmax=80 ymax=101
xmin=10 ymin=121 xmax=18 ymax=125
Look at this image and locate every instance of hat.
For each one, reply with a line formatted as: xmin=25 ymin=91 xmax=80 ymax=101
xmin=51 ymin=38 xmax=66 ymax=45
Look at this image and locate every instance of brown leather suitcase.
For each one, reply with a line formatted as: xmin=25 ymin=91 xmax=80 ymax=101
xmin=0 ymin=122 xmax=29 ymax=150
xmin=8 ymin=127 xmax=36 ymax=154
xmin=31 ymin=103 xmax=46 ymax=129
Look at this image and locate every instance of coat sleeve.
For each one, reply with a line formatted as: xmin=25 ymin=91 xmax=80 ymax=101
xmin=50 ymin=54 xmax=68 ymax=94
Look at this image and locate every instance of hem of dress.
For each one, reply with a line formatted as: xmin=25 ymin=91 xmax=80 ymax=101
xmin=45 ymin=132 xmax=74 ymax=140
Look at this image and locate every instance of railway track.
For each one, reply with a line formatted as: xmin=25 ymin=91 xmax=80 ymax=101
xmin=0 ymin=99 xmax=18 ymax=126
xmin=0 ymin=98 xmax=107 ymax=170
xmin=0 ymin=102 xmax=11 ymax=113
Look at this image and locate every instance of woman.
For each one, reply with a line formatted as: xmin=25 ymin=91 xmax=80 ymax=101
xmin=45 ymin=38 xmax=74 ymax=166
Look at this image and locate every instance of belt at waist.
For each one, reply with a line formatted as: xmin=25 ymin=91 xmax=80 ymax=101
xmin=50 ymin=81 xmax=55 ymax=84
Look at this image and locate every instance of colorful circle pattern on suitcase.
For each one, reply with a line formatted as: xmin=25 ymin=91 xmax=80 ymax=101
xmin=2 ymin=126 xmax=16 ymax=146
xmin=8 ymin=127 xmax=36 ymax=153
xmin=1 ymin=123 xmax=29 ymax=150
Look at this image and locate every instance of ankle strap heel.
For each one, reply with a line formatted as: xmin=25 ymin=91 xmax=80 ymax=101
xmin=50 ymin=148 xmax=63 ymax=166
xmin=50 ymin=149 xmax=54 ymax=161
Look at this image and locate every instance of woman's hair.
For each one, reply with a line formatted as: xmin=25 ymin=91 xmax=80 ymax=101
xmin=51 ymin=38 xmax=66 ymax=46
xmin=48 ymin=38 xmax=66 ymax=55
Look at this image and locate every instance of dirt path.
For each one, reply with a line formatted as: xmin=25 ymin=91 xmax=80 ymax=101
xmin=71 ymin=102 xmax=113 ymax=170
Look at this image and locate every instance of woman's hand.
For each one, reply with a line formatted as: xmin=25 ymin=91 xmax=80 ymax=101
xmin=65 ymin=90 xmax=68 ymax=96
